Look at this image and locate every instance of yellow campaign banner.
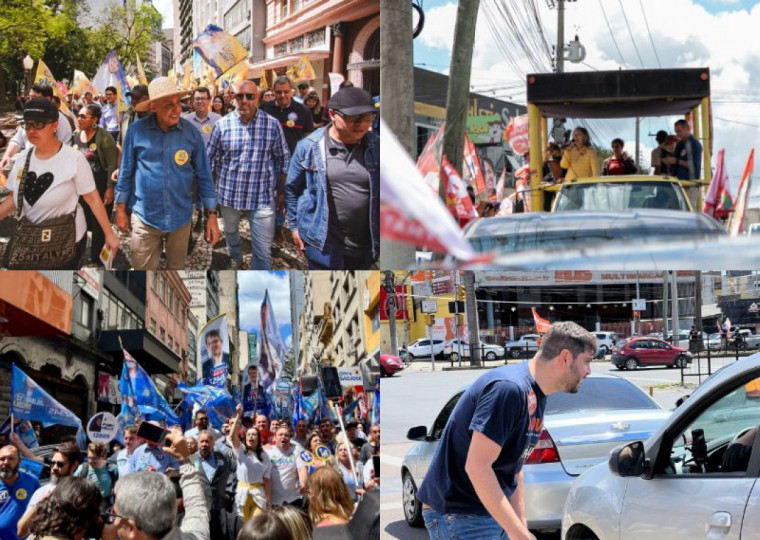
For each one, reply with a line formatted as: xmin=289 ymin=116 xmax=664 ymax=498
xmin=71 ymin=70 xmax=99 ymax=97
xmin=217 ymin=60 xmax=249 ymax=91
xmin=34 ymin=59 xmax=72 ymax=115
xmin=182 ymin=62 xmax=192 ymax=91
xmin=288 ymin=55 xmax=317 ymax=82
xmin=135 ymin=55 xmax=148 ymax=86
xmin=271 ymin=70 xmax=278 ymax=84
xmin=193 ymin=24 xmax=249 ymax=78
xmin=259 ymin=71 xmax=268 ymax=90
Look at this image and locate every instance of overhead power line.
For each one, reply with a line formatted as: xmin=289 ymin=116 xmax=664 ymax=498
xmin=617 ymin=0 xmax=644 ymax=68
xmin=639 ymin=0 xmax=662 ymax=68
xmin=598 ymin=0 xmax=627 ymax=67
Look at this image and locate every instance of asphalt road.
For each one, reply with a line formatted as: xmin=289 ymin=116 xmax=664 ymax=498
xmin=380 ymin=353 xmax=745 ymax=540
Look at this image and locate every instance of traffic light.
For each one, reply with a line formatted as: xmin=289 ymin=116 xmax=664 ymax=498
xmin=427 ymin=314 xmax=436 ymax=326
xmin=458 ymin=284 xmax=466 ymax=301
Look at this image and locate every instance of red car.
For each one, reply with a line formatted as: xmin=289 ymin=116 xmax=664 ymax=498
xmin=380 ymin=354 xmax=405 ymax=377
xmin=611 ymin=336 xmax=692 ymax=370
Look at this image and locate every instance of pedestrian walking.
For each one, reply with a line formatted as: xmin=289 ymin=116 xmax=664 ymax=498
xmin=114 ymin=77 xmax=219 ymax=269
xmin=417 ymin=321 xmax=596 ymax=540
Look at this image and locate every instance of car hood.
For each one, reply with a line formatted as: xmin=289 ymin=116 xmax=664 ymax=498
xmin=546 ymin=409 xmax=672 ymax=476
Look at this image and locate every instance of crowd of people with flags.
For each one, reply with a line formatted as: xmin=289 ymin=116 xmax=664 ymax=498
xmin=0 ymin=23 xmax=380 ymax=271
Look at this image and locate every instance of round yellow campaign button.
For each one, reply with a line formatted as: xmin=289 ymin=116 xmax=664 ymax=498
xmin=15 ymin=489 xmax=27 ymax=500
xmin=175 ymin=150 xmax=189 ymax=166
xmin=286 ymin=120 xmax=295 ymax=128
xmin=89 ymin=143 xmax=97 ymax=151
xmin=202 ymin=124 xmax=212 ymax=134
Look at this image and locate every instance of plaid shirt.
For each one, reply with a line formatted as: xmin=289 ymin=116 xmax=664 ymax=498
xmin=207 ymin=109 xmax=290 ymax=210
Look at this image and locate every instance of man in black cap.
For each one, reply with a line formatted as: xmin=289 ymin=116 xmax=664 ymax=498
xmin=285 ymin=86 xmax=379 ymax=270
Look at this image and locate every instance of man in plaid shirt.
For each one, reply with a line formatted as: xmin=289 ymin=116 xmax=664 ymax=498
xmin=207 ymin=80 xmax=290 ymax=269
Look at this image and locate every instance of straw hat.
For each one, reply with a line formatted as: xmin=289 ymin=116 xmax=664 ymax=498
xmin=134 ymin=77 xmax=190 ymax=112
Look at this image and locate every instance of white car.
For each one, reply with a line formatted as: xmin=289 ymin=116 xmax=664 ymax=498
xmin=504 ymin=334 xmax=541 ymax=358
xmin=593 ymin=332 xmax=618 ymax=355
xmin=405 ymin=339 xmax=449 ymax=360
xmin=563 ymin=351 xmax=760 ymax=540
xmin=446 ymin=339 xmax=505 ymax=361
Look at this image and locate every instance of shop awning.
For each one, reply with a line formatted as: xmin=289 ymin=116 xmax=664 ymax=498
xmin=98 ymin=329 xmax=181 ymax=374
xmin=248 ymin=51 xmax=330 ymax=75
xmin=0 ymin=271 xmax=71 ymax=336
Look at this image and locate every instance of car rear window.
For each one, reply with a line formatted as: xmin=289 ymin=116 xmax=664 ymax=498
xmin=545 ymin=378 xmax=660 ymax=415
xmin=554 ymin=181 xmax=690 ymax=212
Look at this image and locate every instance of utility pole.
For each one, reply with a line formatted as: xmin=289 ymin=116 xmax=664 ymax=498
xmin=556 ymin=0 xmax=565 ymax=73
xmin=695 ymin=270 xmax=703 ymax=333
xmin=671 ymin=272 xmax=680 ymax=345
xmin=463 ymin=270 xmax=481 ymax=366
xmin=380 ymin=0 xmax=416 ymax=267
xmin=635 ymin=272 xmax=641 ymax=335
xmin=635 ymin=117 xmax=641 ymax=170
xmin=662 ymin=272 xmax=669 ymax=337
xmin=382 ymin=271 xmax=399 ymax=356
xmin=440 ymin=0 xmax=480 ymax=202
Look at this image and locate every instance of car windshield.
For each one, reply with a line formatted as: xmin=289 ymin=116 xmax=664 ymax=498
xmin=545 ymin=378 xmax=660 ymax=415
xmin=554 ymin=181 xmax=690 ymax=212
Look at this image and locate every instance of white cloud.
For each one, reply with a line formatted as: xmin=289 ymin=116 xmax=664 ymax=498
xmin=152 ymin=0 xmax=174 ymax=29
xmin=417 ymin=0 xmax=760 ymax=200
xmin=238 ymin=272 xmax=292 ymax=336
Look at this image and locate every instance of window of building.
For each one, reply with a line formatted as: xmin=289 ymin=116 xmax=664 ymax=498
xmin=158 ymin=275 xmax=165 ymax=303
xmin=169 ymin=336 xmax=174 ymax=350
xmin=80 ymin=295 xmax=93 ymax=327
xmin=151 ymin=272 xmax=157 ymax=290
xmin=280 ymin=0 xmax=289 ymax=19
xmin=160 ymin=327 xmax=166 ymax=342
xmin=169 ymin=288 xmax=174 ymax=311
xmin=150 ymin=318 xmax=157 ymax=335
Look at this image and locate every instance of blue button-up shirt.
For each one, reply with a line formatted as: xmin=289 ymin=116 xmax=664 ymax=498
xmin=115 ymin=115 xmax=217 ymax=232
xmin=100 ymin=102 xmax=120 ymax=133
xmin=199 ymin=451 xmax=218 ymax=482
xmin=207 ymin=110 xmax=290 ymax=211
xmin=128 ymin=443 xmax=179 ymax=474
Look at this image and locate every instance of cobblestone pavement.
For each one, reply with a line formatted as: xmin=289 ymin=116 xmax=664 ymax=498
xmin=0 ymin=111 xmax=307 ymax=270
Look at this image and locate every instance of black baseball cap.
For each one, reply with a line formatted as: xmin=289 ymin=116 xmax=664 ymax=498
xmin=127 ymin=85 xmax=149 ymax=99
xmin=24 ymin=98 xmax=58 ymax=123
xmin=329 ymin=87 xmax=375 ymax=116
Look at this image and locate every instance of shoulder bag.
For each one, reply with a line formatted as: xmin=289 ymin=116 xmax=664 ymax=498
xmin=5 ymin=148 xmax=79 ymax=269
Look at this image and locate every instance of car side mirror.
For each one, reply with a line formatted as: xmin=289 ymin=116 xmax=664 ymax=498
xmin=407 ymin=426 xmax=428 ymax=442
xmin=609 ymin=441 xmax=647 ymax=477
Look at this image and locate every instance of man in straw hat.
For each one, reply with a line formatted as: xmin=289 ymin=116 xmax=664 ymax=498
xmin=114 ymin=77 xmax=220 ymax=269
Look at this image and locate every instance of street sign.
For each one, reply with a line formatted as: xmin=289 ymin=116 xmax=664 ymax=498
xmin=448 ymin=300 xmax=465 ymax=313
xmin=632 ymin=299 xmax=646 ymax=311
xmin=421 ymin=300 xmax=438 ymax=313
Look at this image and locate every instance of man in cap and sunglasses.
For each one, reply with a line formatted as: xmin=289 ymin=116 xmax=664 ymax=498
xmin=114 ymin=77 xmax=219 ymax=270
xmin=207 ymin=79 xmax=290 ymax=270
xmin=285 ymin=86 xmax=379 ymax=269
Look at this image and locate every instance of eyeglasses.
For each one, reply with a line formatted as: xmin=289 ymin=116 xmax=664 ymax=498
xmin=194 ymin=97 xmax=209 ymax=101
xmin=22 ymin=120 xmax=53 ymax=130
xmin=335 ymin=112 xmax=376 ymax=125
xmin=102 ymin=507 xmax=127 ymax=525
xmin=273 ymin=90 xmax=291 ymax=95
xmin=50 ymin=460 xmax=67 ymax=468
xmin=235 ymin=93 xmax=256 ymax=101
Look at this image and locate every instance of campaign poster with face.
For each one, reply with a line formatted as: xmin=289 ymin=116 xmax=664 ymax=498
xmin=199 ymin=314 xmax=230 ymax=388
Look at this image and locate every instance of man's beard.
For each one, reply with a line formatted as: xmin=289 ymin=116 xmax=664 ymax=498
xmin=200 ymin=449 xmax=210 ymax=460
xmin=0 ymin=465 xmax=18 ymax=480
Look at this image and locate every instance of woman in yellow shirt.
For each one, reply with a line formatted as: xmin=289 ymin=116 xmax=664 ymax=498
xmin=560 ymin=127 xmax=599 ymax=181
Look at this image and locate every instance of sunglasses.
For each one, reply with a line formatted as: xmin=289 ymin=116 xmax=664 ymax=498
xmin=22 ymin=120 xmax=54 ymax=130
xmin=235 ymin=93 xmax=256 ymax=101
xmin=335 ymin=112 xmax=376 ymax=125
xmin=50 ymin=460 xmax=67 ymax=468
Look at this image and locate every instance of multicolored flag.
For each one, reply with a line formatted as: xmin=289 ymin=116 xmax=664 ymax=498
xmin=259 ymin=291 xmax=286 ymax=389
xmin=193 ymin=24 xmax=249 ymax=78
xmin=119 ymin=349 xmax=179 ymax=425
xmin=92 ymin=50 xmax=132 ymax=115
xmin=11 ymin=364 xmax=81 ymax=428
xmin=728 ymin=149 xmax=754 ymax=237
xmin=287 ymin=55 xmax=316 ymax=82
xmin=33 ymin=60 xmax=72 ymax=115
xmin=71 ymin=70 xmax=99 ymax=97
xmin=703 ymin=149 xmax=734 ymax=219
xmin=217 ymin=60 xmax=249 ymax=91
xmin=532 ymin=308 xmax=551 ymax=334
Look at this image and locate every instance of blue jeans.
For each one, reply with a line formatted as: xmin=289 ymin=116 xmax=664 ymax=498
xmin=304 ymin=241 xmax=376 ymax=270
xmin=423 ymin=508 xmax=508 ymax=540
xmin=220 ymin=205 xmax=275 ymax=269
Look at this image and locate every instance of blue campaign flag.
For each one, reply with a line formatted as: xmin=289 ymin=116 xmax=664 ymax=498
xmin=178 ymin=382 xmax=235 ymax=430
xmin=120 ymin=349 xmax=180 ymax=426
xmin=0 ymin=417 xmax=38 ymax=448
xmin=92 ymin=50 xmax=132 ymax=114
xmin=11 ymin=365 xmax=81 ymax=429
xmin=372 ymin=387 xmax=380 ymax=425
xmin=19 ymin=458 xmax=45 ymax=479
xmin=259 ymin=291 xmax=286 ymax=389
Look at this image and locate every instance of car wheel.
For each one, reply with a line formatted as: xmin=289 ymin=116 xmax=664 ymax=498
xmin=675 ymin=355 xmax=688 ymax=368
xmin=625 ymin=357 xmax=638 ymax=370
xmin=450 ymin=352 xmax=459 ymax=362
xmin=402 ymin=471 xmax=424 ymax=527
xmin=510 ymin=349 xmax=522 ymax=359
xmin=602 ymin=345 xmax=609 ymax=355
xmin=486 ymin=351 xmax=497 ymax=361
xmin=380 ymin=365 xmax=388 ymax=377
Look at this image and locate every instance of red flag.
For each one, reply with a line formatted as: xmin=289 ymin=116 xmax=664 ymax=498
xmin=463 ymin=135 xmax=486 ymax=195
xmin=532 ymin=308 xmax=551 ymax=334
xmin=703 ymin=149 xmax=734 ymax=219
xmin=515 ymin=165 xmax=531 ymax=213
xmin=505 ymin=114 xmax=530 ymax=155
xmin=442 ymin=156 xmax=479 ymax=223
xmin=728 ymin=149 xmax=754 ymax=236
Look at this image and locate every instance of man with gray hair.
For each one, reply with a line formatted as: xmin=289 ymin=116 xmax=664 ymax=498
xmin=417 ymin=321 xmax=596 ymax=540
xmin=106 ymin=426 xmax=210 ymax=540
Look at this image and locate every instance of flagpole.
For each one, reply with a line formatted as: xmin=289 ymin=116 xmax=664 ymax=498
xmin=10 ymin=364 xmax=14 ymax=438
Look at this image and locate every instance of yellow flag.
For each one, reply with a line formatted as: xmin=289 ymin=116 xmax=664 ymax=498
xmin=168 ymin=69 xmax=178 ymax=86
xmin=259 ymin=71 xmax=268 ymax=90
xmin=34 ymin=59 xmax=72 ymax=115
xmin=71 ymin=70 xmax=99 ymax=97
xmin=271 ymin=70 xmax=278 ymax=85
xmin=135 ymin=55 xmax=148 ymax=86
xmin=288 ymin=55 xmax=316 ymax=82
xmin=218 ymin=60 xmax=249 ymax=90
xmin=182 ymin=62 xmax=192 ymax=91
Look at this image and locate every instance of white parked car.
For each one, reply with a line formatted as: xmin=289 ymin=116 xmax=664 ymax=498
xmin=445 ymin=339 xmax=505 ymax=361
xmin=405 ymin=339 xmax=449 ymax=360
xmin=593 ymin=332 xmax=618 ymax=355
xmin=504 ymin=334 xmax=541 ymax=358
xmin=563 ymin=352 xmax=760 ymax=540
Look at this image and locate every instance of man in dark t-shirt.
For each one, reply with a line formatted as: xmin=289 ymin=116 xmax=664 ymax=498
xmin=260 ymin=76 xmax=314 ymax=155
xmin=417 ymin=322 xmax=597 ymax=540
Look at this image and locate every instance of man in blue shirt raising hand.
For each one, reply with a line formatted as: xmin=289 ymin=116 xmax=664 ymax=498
xmin=417 ymin=322 xmax=596 ymax=540
xmin=115 ymin=77 xmax=219 ymax=270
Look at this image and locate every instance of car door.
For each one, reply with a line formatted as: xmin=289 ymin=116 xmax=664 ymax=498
xmin=648 ymin=339 xmax=671 ymax=365
xmin=629 ymin=340 xmax=653 ymax=365
xmin=411 ymin=340 xmax=428 ymax=356
xmin=620 ymin=378 xmax=760 ymax=540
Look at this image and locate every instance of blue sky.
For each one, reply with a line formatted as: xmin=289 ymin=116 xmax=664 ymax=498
xmin=413 ymin=0 xmax=760 ymax=202
xmin=237 ymin=271 xmax=293 ymax=350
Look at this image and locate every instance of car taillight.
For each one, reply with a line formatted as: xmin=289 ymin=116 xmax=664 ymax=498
xmin=525 ymin=430 xmax=560 ymax=464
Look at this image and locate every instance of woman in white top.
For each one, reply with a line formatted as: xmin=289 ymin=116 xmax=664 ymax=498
xmin=334 ymin=441 xmax=364 ymax=501
xmin=229 ymin=404 xmax=272 ymax=521
xmin=0 ymin=98 xmax=119 ymax=268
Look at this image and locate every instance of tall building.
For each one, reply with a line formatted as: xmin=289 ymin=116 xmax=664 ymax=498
xmin=289 ymin=271 xmax=306 ymax=371
xmin=218 ymin=272 xmax=240 ymax=390
xmin=299 ymin=271 xmax=333 ymax=375
xmin=176 ymin=0 xmax=194 ymax=66
xmin=179 ymin=271 xmax=220 ymax=376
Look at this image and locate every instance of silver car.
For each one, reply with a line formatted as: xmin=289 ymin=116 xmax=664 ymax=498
xmin=563 ymin=352 xmax=760 ymax=540
xmin=401 ymin=373 xmax=670 ymax=534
